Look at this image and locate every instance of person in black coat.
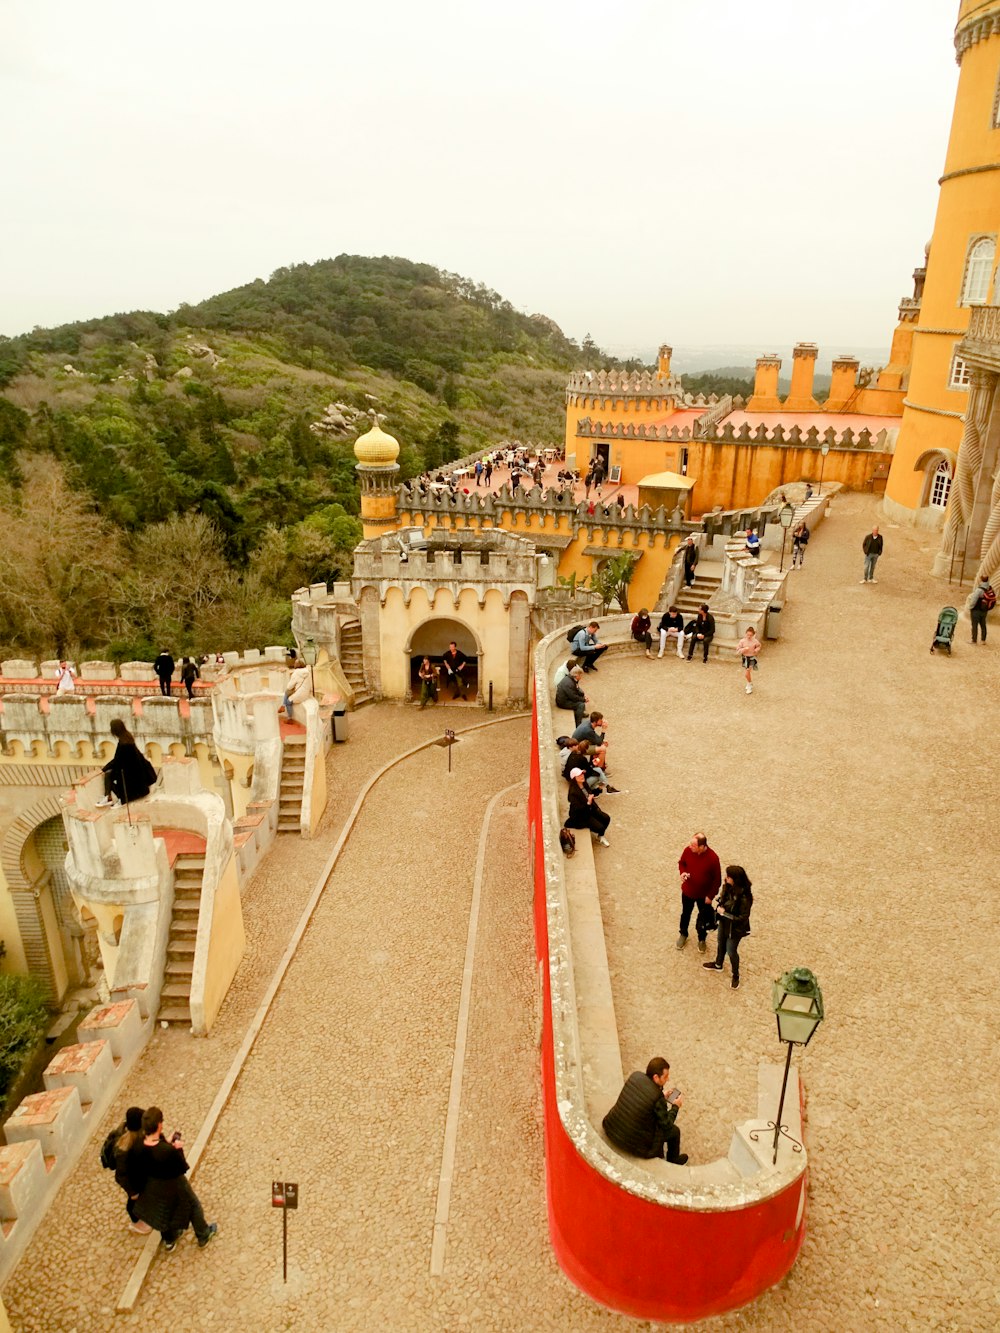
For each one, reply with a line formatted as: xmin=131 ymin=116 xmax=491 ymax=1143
xmin=565 ymin=768 xmax=610 ymax=845
xmin=602 ymin=1056 xmax=687 ymax=1164
xmin=555 ymin=667 xmax=588 ymax=726
xmin=180 ymin=657 xmax=200 ymax=700
xmin=153 ymin=650 xmax=175 ymax=697
xmin=685 ymin=606 xmax=716 ymax=662
xmin=132 ymin=1107 xmax=217 ymax=1251
xmin=682 ymin=537 xmax=699 ymax=587
xmin=98 ymin=720 xmax=156 ymax=807
xmin=703 ymin=865 xmax=754 ymax=990
xmin=111 ymin=1106 xmax=152 ymax=1232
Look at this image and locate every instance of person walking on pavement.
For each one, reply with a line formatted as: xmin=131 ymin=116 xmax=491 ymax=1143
xmin=677 ymin=833 xmax=722 ymax=953
xmin=179 ymin=657 xmax=200 ymax=700
xmin=685 ymin=605 xmax=715 ymax=662
xmin=683 ymin=536 xmax=699 ymax=588
xmin=862 ymin=527 xmax=883 ymax=583
xmin=968 ymin=576 xmax=995 ymax=644
xmin=440 ymin=640 xmax=469 ymax=699
xmin=418 ymin=656 xmax=438 ymax=707
xmin=602 ymin=1057 xmax=688 ymax=1165
xmin=132 ymin=1107 xmax=217 ymax=1252
xmin=737 ymin=625 xmax=762 ymax=695
xmin=153 ymin=650 xmax=175 ymax=697
xmin=108 ymin=1105 xmax=152 ymax=1233
xmin=474 ymin=458 xmax=483 ymax=486
xmin=703 ymin=865 xmax=754 ymax=990
xmin=791 ymin=521 xmax=810 ymax=568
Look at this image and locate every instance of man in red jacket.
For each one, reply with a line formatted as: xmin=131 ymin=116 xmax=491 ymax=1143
xmin=676 ymin=832 xmax=722 ymax=954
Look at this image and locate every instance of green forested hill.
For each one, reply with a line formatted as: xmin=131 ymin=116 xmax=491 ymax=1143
xmin=0 ymin=256 xmax=613 ymax=660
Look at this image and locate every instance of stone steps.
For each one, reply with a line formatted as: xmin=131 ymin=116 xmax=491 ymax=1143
xmin=159 ymin=852 xmax=203 ymax=1026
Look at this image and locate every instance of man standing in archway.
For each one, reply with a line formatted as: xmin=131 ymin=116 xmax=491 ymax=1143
xmin=440 ymin=641 xmax=469 ymax=700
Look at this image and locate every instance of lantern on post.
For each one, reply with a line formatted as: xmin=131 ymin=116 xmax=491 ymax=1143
xmin=300 ymin=637 xmax=318 ymax=696
xmin=818 ymin=442 xmax=831 ymax=495
xmin=778 ymin=502 xmax=795 ymax=572
xmin=761 ymin=967 xmax=824 ymax=1164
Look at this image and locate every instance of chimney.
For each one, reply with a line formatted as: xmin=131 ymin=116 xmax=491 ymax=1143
xmin=657 ymin=344 xmax=673 ymax=380
xmin=784 ymin=342 xmax=819 ymax=410
xmin=747 ymin=355 xmax=782 ymax=411
xmin=827 ymin=356 xmax=860 ymax=410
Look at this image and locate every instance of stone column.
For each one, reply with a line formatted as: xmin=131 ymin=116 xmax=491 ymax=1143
xmin=972 ymin=377 xmax=1000 ymax=580
xmin=933 ymin=369 xmax=994 ymax=577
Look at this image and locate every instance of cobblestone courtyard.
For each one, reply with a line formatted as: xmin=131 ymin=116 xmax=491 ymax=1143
xmin=4 ymin=492 xmax=998 ymax=1331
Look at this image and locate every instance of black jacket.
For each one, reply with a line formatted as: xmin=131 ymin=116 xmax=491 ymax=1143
xmin=716 ymin=881 xmax=753 ymax=938
xmin=556 ymin=676 xmax=586 ymax=710
xmin=602 ymin=1072 xmax=677 ymax=1157
xmin=153 ymin=653 xmax=175 ymax=681
xmin=862 ymin=533 xmax=883 ymax=556
xmin=685 ymin=612 xmax=716 ymax=638
xmin=658 ymin=611 xmax=684 ymax=633
xmin=103 ymin=742 xmax=156 ymax=804
xmin=683 ymin=544 xmax=699 ymax=570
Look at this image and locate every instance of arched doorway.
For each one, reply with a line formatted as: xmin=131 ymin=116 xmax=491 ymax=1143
xmin=406 ymin=617 xmax=482 ymax=704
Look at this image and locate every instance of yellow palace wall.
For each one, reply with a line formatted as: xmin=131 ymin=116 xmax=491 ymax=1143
xmin=886 ymin=1 xmax=1000 ymax=519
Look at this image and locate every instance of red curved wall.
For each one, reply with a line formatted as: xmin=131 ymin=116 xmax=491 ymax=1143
xmin=529 ymin=703 xmax=807 ymax=1323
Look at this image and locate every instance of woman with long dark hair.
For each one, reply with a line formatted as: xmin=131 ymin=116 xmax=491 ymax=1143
xmin=114 ymin=1106 xmax=152 ymax=1233
xmin=703 ymin=865 xmax=753 ymax=990
xmin=565 ymin=768 xmax=611 ymax=847
xmin=98 ymin=718 xmax=156 ymax=807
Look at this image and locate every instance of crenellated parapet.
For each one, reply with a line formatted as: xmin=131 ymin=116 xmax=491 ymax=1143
xmin=0 ymin=693 xmax=215 ymax=761
xmin=352 ymin=528 xmax=541 ymax=609
xmin=566 ymin=368 xmax=686 ymax=398
xmin=576 ymin=417 xmax=893 ymax=451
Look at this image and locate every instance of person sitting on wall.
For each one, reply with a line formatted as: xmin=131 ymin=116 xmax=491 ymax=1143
xmin=555 ymin=665 xmax=589 ymax=727
xmin=685 ymin=605 xmax=716 ymax=662
xmin=745 ymin=528 xmax=762 ymax=559
xmin=562 ymin=739 xmax=605 ymax=794
xmin=97 ymin=720 xmax=157 ymax=807
xmin=571 ymin=709 xmax=609 ymax=771
xmin=630 ymin=608 xmax=653 ymax=658
xmin=657 ymin=606 xmax=686 ymax=658
xmin=571 ymin=621 xmax=608 ymax=673
xmin=440 ymin=641 xmax=469 ymax=700
xmin=565 ymin=767 xmax=611 ymax=846
xmin=602 ymin=1057 xmax=688 ymax=1165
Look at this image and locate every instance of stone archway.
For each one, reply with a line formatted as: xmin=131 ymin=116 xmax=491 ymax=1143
xmin=1 ymin=794 xmax=70 ymax=998
xmin=405 ymin=616 xmax=483 ymax=704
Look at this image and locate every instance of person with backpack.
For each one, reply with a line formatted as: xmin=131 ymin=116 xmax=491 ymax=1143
xmin=180 ymin=657 xmax=200 ymax=700
xmin=791 ymin=521 xmax=810 ymax=568
xmin=968 ymin=576 xmax=996 ymax=643
xmin=132 ymin=1106 xmax=217 ymax=1252
xmin=571 ymin=622 xmax=608 ymax=673
xmin=101 ymin=1106 xmax=151 ymax=1232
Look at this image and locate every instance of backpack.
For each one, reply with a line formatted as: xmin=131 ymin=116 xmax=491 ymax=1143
xmin=981 ymin=585 xmax=997 ymax=611
xmin=559 ymin=828 xmax=576 ymax=857
xmin=100 ymin=1123 xmax=122 ymax=1170
xmin=566 ymin=624 xmax=585 ymax=644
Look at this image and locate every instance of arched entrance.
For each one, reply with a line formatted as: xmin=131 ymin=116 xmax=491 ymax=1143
xmin=406 ymin=616 xmax=482 ymax=704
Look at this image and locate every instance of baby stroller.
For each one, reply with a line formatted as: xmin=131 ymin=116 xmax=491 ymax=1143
xmin=930 ymin=606 xmax=958 ymax=654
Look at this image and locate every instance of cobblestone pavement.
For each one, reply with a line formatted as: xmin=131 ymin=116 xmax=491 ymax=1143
xmin=6 ymin=492 xmax=998 ymax=1332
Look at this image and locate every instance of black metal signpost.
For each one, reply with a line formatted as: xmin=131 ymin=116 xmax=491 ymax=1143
xmin=271 ymin=1180 xmax=299 ymax=1280
xmin=434 ymin=729 xmax=460 ymax=773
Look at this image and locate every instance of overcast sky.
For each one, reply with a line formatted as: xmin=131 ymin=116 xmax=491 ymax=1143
xmin=2 ymin=0 xmax=958 ymax=355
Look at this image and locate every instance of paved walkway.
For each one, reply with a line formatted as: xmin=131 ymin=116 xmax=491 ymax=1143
xmin=4 ymin=493 xmax=997 ymax=1331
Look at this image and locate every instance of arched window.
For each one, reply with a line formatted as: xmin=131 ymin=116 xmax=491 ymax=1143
xmin=930 ymin=459 xmax=952 ymax=510
xmin=961 ymin=237 xmax=995 ymax=305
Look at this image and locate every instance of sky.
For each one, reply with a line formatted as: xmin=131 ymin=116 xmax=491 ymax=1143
xmin=2 ymin=0 xmax=959 ymax=356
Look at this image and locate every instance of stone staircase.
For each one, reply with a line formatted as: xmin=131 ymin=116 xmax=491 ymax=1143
xmin=339 ymin=619 xmax=370 ymax=706
xmin=159 ymin=852 xmax=204 ymax=1025
xmin=675 ymin=566 xmax=723 ymax=618
xmin=278 ymin=736 xmax=306 ymax=834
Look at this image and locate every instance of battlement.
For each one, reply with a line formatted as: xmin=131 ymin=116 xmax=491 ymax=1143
xmin=566 ymin=368 xmax=686 ymax=397
xmin=0 ymin=693 xmax=215 ymax=760
xmin=352 ymin=527 xmax=541 ymax=598
xmin=576 ymin=417 xmax=892 ymax=450
xmin=397 ymin=486 xmax=689 ymax=542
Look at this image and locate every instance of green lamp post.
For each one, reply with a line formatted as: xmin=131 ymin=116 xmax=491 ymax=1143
xmin=767 ymin=967 xmax=824 ymax=1164
xmin=778 ymin=502 xmax=795 ymax=572
xmin=300 ymin=637 xmax=318 ymax=696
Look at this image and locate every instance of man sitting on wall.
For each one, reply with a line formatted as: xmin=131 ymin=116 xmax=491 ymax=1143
xmin=602 ymin=1057 xmax=688 ymax=1166
xmin=555 ymin=665 xmax=589 ymax=726
xmin=571 ymin=621 xmax=608 ymax=673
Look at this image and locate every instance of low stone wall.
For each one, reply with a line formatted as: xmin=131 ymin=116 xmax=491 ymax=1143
xmin=529 ymin=625 xmax=808 ymax=1322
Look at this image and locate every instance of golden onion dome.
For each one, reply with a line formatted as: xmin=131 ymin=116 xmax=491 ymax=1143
xmin=354 ymin=419 xmax=400 ymax=466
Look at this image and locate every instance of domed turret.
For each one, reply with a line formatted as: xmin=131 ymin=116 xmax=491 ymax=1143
xmin=354 ymin=413 xmax=401 ymax=537
xmin=354 ymin=418 xmax=400 ymax=468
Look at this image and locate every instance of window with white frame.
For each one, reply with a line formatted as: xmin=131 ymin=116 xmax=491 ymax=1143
xmin=930 ymin=459 xmax=952 ymax=509
xmin=949 ymin=352 xmax=972 ymax=389
xmin=961 ymin=237 xmax=995 ymax=305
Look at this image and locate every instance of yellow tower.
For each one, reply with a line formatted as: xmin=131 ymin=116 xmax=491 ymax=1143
xmin=884 ymin=0 xmax=1000 ymax=534
xmin=354 ymin=415 xmax=401 ymax=538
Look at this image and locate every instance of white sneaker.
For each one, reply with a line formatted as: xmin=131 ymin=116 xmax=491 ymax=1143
xmin=745 ymin=684 xmax=752 ymax=694
xmin=657 ymin=651 xmax=663 ymax=659
xmin=870 ymin=579 xmax=878 ymax=585
xmin=96 ymin=796 xmax=114 ymax=808
xmin=598 ymin=836 xmax=610 ymax=847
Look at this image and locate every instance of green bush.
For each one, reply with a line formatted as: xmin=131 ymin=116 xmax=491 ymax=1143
xmin=0 ymin=975 xmax=49 ymax=1101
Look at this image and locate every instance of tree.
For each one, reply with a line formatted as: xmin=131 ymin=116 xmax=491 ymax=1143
xmin=592 ymin=552 xmax=637 ymax=613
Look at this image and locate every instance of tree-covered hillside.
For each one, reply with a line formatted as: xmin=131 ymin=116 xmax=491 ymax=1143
xmin=0 ymin=256 xmax=618 ymax=661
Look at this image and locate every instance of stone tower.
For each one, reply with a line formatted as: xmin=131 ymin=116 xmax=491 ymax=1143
xmin=354 ymin=414 xmax=401 ymax=539
xmin=884 ymin=0 xmax=1000 ymax=538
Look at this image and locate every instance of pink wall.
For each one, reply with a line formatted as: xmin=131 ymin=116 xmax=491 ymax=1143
xmin=529 ymin=701 xmax=808 ymax=1323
